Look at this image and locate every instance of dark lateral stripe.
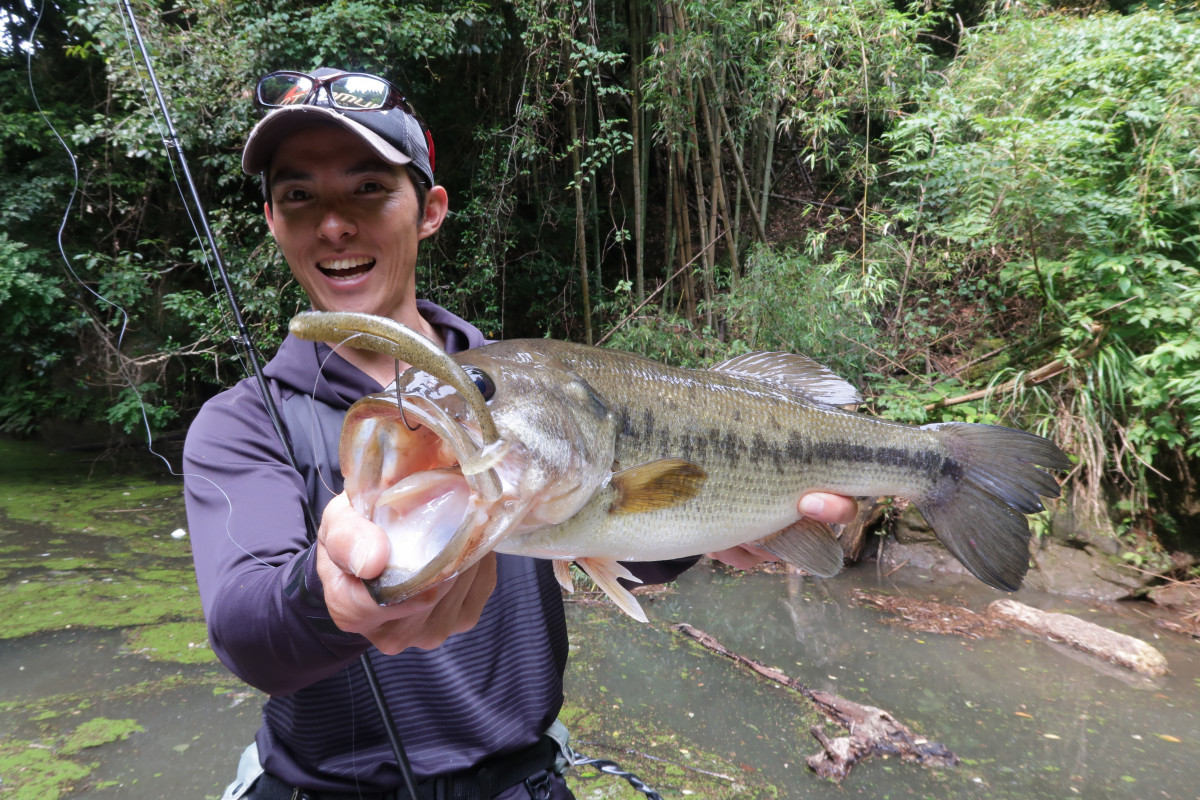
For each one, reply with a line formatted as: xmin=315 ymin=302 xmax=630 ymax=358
xmin=616 ymin=404 xmax=949 ymax=479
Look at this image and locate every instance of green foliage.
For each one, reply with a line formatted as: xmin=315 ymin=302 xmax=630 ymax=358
xmin=888 ymin=10 xmax=1199 ymax=259
xmin=4 ymin=0 xmax=1198 ymax=550
xmin=884 ymin=8 xmax=1200 ymax=532
xmin=719 ymin=245 xmax=880 ymax=379
xmin=769 ymin=0 xmax=938 ymax=189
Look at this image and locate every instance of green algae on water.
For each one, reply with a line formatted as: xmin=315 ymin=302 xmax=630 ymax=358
xmin=123 ymin=621 xmax=214 ymax=664
xmin=0 ymin=570 xmax=202 ymax=640
xmin=60 ymin=717 xmax=145 ymax=755
xmin=0 ymin=740 xmax=92 ymax=800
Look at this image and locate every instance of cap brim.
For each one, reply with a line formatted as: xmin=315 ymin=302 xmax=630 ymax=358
xmin=242 ymin=105 xmax=414 ymax=175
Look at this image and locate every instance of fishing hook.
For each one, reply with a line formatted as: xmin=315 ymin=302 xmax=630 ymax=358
xmin=393 ymin=360 xmax=421 ymax=432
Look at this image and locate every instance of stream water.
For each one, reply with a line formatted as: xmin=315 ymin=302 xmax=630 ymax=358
xmin=1 ymin=438 xmax=1196 ymax=799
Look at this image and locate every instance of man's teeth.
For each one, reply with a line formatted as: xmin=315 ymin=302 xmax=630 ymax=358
xmin=320 ymin=256 xmax=375 ymax=271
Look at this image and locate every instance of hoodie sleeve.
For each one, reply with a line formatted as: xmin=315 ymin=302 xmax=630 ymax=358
xmin=183 ymin=382 xmax=369 ymax=695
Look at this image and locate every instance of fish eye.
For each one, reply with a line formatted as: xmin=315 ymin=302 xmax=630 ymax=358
xmin=464 ymin=367 xmax=495 ymax=402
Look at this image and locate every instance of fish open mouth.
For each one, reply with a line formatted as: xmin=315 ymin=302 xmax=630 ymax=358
xmin=287 ymin=311 xmax=513 ymax=604
xmin=340 ymin=390 xmax=506 ymax=605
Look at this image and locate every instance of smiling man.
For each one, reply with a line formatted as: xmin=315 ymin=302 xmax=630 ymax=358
xmin=183 ymin=67 xmax=857 ymax=800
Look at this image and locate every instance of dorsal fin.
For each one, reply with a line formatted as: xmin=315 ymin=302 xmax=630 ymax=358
xmin=710 ymin=352 xmax=861 ymax=407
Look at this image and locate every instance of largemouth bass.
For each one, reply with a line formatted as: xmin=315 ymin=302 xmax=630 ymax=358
xmin=291 ymin=312 xmax=1070 ymax=621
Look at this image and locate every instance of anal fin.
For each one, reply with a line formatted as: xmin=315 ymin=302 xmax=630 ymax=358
xmin=756 ymin=518 xmax=845 ymax=578
xmin=575 ymin=557 xmax=648 ymax=622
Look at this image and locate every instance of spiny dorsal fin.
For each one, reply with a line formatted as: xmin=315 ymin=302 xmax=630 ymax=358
xmin=755 ymin=518 xmax=846 ymax=577
xmin=710 ymin=352 xmax=862 ymax=408
xmin=609 ymin=458 xmax=707 ymax=514
xmin=575 ymin=557 xmax=647 ymax=622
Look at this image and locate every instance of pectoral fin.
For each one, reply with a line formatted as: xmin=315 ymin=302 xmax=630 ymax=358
xmin=552 ymin=559 xmax=575 ymax=593
xmin=609 ymin=458 xmax=707 ymax=514
xmin=756 ymin=518 xmax=845 ymax=577
xmin=575 ymin=557 xmax=648 ymax=622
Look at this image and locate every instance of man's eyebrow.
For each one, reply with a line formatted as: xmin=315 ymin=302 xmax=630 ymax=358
xmin=269 ymin=166 xmax=307 ymax=185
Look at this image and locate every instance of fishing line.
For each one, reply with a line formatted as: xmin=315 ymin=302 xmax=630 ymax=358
xmin=24 ymin=0 xmax=262 ymax=567
xmin=20 ymin=0 xmax=201 ymax=496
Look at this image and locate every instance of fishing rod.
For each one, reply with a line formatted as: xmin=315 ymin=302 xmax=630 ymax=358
xmin=114 ymin=2 xmax=423 ymax=797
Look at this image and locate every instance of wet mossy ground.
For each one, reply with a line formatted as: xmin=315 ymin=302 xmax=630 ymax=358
xmin=0 ymin=439 xmax=203 ymax=645
xmin=0 ymin=439 xmax=223 ymax=798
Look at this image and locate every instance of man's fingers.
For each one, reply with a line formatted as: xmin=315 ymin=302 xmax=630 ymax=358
xmin=798 ymin=492 xmax=857 ymax=526
xmin=319 ymin=493 xmax=391 ymax=580
xmin=370 ymin=554 xmax=499 ymax=653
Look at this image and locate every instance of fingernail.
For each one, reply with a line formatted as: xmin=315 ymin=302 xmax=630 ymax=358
xmin=349 ymin=538 xmax=374 ymax=577
xmin=799 ymin=494 xmax=826 ymax=516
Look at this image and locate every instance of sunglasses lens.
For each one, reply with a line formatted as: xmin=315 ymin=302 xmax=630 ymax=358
xmin=258 ymin=74 xmax=314 ymax=107
xmin=329 ymin=75 xmax=391 ymax=110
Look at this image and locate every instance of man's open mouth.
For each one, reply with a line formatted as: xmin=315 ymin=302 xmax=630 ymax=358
xmin=318 ymin=256 xmax=375 ymax=279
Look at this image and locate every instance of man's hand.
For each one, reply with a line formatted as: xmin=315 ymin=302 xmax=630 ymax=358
xmin=316 ymin=492 xmax=497 ymax=654
xmin=708 ymin=492 xmax=857 ymax=570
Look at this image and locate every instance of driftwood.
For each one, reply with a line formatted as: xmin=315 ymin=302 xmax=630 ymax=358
xmin=672 ymin=623 xmax=958 ymax=781
xmin=988 ymin=599 xmax=1169 ymax=677
xmin=802 ymin=690 xmax=959 ymax=780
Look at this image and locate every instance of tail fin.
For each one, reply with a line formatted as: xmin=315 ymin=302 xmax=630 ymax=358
xmin=916 ymin=423 xmax=1071 ymax=591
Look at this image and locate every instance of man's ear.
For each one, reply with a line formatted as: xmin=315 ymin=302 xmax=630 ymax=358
xmin=418 ymin=186 xmax=449 ymax=241
xmin=263 ymin=201 xmax=275 ymax=236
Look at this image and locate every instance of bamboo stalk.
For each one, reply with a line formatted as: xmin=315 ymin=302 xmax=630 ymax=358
xmin=759 ymin=98 xmax=779 ymax=233
xmin=628 ymin=0 xmax=646 ymax=305
xmin=712 ymin=85 xmax=769 ymax=244
xmin=567 ymin=75 xmax=593 ymax=345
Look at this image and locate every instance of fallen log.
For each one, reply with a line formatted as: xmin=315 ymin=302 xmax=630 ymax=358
xmin=671 ymin=623 xmax=958 ymax=781
xmin=988 ymin=599 xmax=1168 ymax=677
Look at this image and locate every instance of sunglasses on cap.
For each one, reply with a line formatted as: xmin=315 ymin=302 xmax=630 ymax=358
xmin=256 ymin=70 xmax=415 ymax=114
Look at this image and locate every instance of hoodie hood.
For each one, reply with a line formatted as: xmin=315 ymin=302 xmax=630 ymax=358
xmin=265 ymin=301 xmax=488 ymax=408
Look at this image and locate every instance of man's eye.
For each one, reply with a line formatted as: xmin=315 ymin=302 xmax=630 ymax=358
xmin=357 ymin=181 xmax=385 ymax=194
xmin=281 ymin=188 xmax=309 ymax=202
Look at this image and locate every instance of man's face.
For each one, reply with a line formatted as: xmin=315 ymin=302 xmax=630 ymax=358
xmin=263 ymin=125 xmax=445 ymax=320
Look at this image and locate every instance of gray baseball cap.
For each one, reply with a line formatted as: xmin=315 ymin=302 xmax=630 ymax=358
xmin=242 ymin=67 xmax=434 ymax=186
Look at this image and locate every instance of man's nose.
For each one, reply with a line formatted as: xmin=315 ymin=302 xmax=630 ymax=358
xmin=318 ymin=207 xmax=356 ymax=239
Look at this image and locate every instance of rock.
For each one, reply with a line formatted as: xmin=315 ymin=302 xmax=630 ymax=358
xmin=1024 ymin=540 xmax=1144 ymax=602
xmin=891 ymin=502 xmax=936 ymax=545
xmin=880 ymin=518 xmax=1148 ymax=602
xmin=878 ymin=539 xmax=973 ymax=580
xmin=1148 ymin=580 xmax=1200 ymax=610
xmin=988 ymin=599 xmax=1168 ymax=677
xmin=837 ymin=496 xmax=888 ymax=562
